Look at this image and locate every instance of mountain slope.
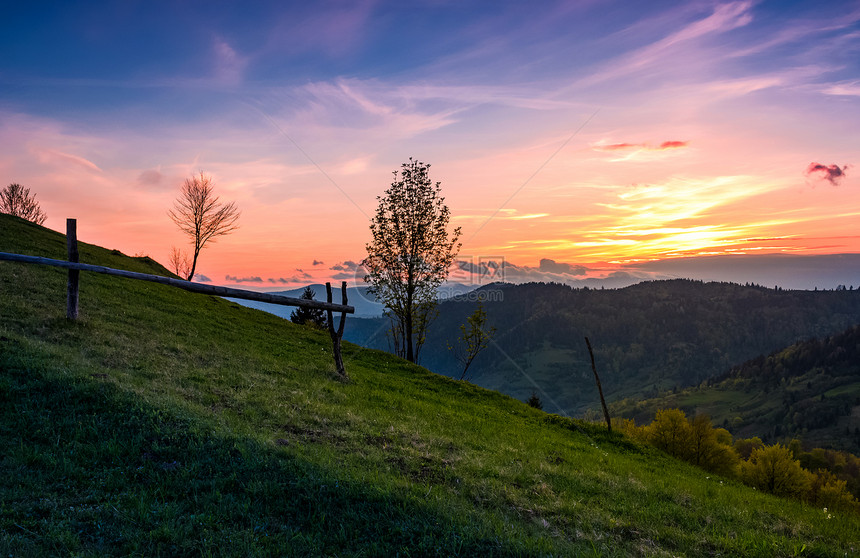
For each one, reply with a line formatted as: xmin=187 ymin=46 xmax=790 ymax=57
xmin=1 ymin=214 xmax=857 ymax=556
xmin=230 ymin=282 xmax=478 ymax=319
xmin=613 ymin=324 xmax=860 ymax=453
xmin=346 ymin=281 xmax=860 ymax=415
xmin=229 ymin=284 xmax=385 ymax=318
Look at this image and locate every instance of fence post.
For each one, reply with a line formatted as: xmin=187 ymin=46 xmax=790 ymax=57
xmin=66 ymin=218 xmax=79 ymax=320
xmin=326 ymin=281 xmax=348 ymax=379
xmin=585 ymin=336 xmax=611 ymax=433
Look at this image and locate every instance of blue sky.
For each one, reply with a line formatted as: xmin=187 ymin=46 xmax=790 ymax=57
xmin=2 ymin=1 xmax=859 ymax=289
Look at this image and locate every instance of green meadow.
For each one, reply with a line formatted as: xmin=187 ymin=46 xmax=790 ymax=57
xmin=1 ymin=213 xmax=857 ymax=556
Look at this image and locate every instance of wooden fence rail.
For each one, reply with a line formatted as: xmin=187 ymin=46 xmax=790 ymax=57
xmin=0 ymin=219 xmax=354 ymax=377
xmin=0 ymin=251 xmax=355 ymax=314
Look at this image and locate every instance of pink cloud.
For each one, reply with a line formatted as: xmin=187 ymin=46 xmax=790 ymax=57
xmin=659 ymin=140 xmax=688 ymax=149
xmin=592 ymin=140 xmax=688 ymax=152
xmin=806 ymin=162 xmax=849 ymax=186
xmin=34 ymin=148 xmax=102 ymax=172
xmin=595 ymin=142 xmax=639 ymax=151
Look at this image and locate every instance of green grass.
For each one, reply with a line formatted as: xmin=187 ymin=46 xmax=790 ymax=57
xmin=1 ymin=213 xmax=858 ymax=556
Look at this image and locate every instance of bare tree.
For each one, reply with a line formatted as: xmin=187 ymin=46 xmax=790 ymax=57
xmin=0 ymin=183 xmax=47 ymax=225
xmin=364 ymin=159 xmax=461 ymax=363
xmin=168 ymin=246 xmax=192 ymax=279
xmin=168 ymin=173 xmax=240 ymax=281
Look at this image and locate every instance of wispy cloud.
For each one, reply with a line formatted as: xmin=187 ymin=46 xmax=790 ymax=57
xmin=34 ymin=148 xmax=102 ymax=172
xmin=3 ymin=1 xmax=860 ymax=284
xmin=538 ymin=258 xmax=587 ymax=276
xmin=291 ymin=78 xmax=463 ymax=140
xmin=226 ymin=275 xmax=263 ymax=283
xmin=577 ymin=1 xmax=754 ymax=87
xmin=212 ymin=39 xmax=248 ymax=86
xmin=592 ymin=140 xmax=689 ymax=152
xmin=390 ymin=83 xmax=574 ymax=111
xmin=823 ymin=81 xmax=860 ymax=96
xmin=570 ymin=175 xmax=793 ymax=259
xmin=330 ymin=261 xmax=362 ymax=272
xmin=137 ymin=169 xmax=163 ymax=186
xmin=266 ymin=273 xmax=311 ymax=284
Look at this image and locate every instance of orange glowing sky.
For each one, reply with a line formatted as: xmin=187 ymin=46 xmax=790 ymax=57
xmin=2 ymin=2 xmax=858 ymax=289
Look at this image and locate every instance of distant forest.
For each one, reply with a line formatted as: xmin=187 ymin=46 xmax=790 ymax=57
xmin=345 ymin=280 xmax=860 ymax=416
xmin=616 ymin=324 xmax=860 ymax=454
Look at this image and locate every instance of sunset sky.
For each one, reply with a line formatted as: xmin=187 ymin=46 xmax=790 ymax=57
xmin=2 ymin=1 xmax=859 ymax=290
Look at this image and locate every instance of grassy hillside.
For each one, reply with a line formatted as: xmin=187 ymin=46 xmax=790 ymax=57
xmin=1 ymin=213 xmax=858 ymax=556
xmin=346 ymin=280 xmax=860 ymax=415
xmin=613 ymin=325 xmax=860 ymax=454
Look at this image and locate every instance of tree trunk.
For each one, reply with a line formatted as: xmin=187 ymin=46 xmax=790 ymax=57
xmin=187 ymin=250 xmax=198 ymax=281
xmin=405 ymin=280 xmax=415 ymax=362
xmin=405 ymin=310 xmax=414 ymax=362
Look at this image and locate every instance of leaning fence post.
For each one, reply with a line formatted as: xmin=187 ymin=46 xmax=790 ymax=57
xmin=585 ymin=336 xmax=611 ymax=433
xmin=66 ymin=218 xmax=79 ymax=320
xmin=326 ymin=281 xmax=348 ymax=379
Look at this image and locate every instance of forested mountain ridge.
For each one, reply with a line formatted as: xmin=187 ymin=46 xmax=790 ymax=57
xmin=345 ymin=280 xmax=860 ymax=415
xmin=614 ymin=324 xmax=860 ymax=453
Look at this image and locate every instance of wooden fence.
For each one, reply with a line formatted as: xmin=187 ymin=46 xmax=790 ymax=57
xmin=0 ymin=219 xmax=354 ymax=377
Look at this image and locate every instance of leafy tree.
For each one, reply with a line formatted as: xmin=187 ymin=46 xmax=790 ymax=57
xmin=449 ymin=303 xmax=496 ymax=380
xmin=364 ymin=159 xmax=461 ymax=363
xmin=290 ymin=286 xmax=327 ymax=329
xmin=714 ymin=427 xmax=733 ymax=446
xmin=808 ymin=469 xmax=858 ymax=511
xmin=688 ymin=414 xmax=740 ymax=476
xmin=787 ymin=438 xmax=803 ymax=459
xmin=0 ymin=183 xmax=47 ymax=225
xmin=618 ymin=418 xmax=647 ymax=442
xmin=739 ymin=444 xmax=812 ymax=497
xmin=645 ymin=408 xmax=692 ymax=460
xmin=734 ymin=437 xmax=764 ymax=460
xmin=168 ymin=173 xmax=240 ymax=281
xmin=630 ymin=411 xmax=739 ymax=476
xmin=626 ymin=407 xmax=860 ymax=507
